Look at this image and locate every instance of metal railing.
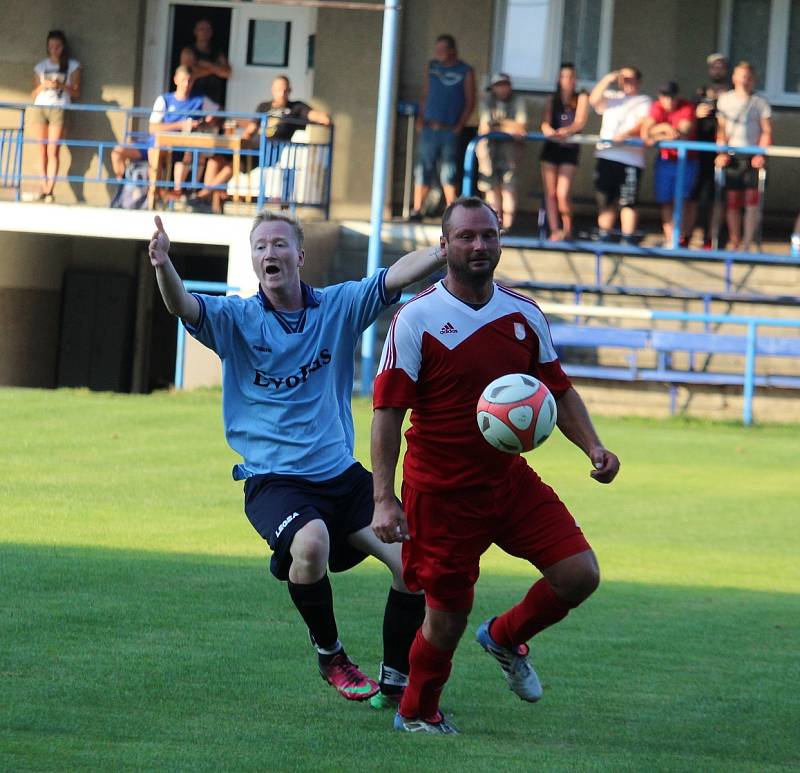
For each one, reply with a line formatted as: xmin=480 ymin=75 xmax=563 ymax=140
xmin=0 ymin=102 xmax=334 ymax=216
xmin=463 ymin=131 xmax=800 ymax=251
xmin=538 ymin=301 xmax=800 ymax=425
xmin=0 ymin=106 xmax=24 ymax=198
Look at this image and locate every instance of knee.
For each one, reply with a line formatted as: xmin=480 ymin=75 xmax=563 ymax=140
xmin=549 ymin=556 xmax=600 ymax=606
xmin=423 ymin=611 xmax=468 ymax=650
xmin=290 ymin=522 xmax=329 ymax=568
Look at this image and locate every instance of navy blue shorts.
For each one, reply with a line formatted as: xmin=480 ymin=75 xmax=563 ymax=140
xmin=243 ymin=462 xmax=374 ymax=581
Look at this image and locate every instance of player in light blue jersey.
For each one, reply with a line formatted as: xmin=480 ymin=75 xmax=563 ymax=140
xmin=148 ymin=211 xmax=445 ymax=705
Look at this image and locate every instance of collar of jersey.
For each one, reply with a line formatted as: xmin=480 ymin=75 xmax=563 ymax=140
xmin=258 ymin=282 xmax=320 ymax=334
xmin=436 ymin=279 xmax=496 ymax=313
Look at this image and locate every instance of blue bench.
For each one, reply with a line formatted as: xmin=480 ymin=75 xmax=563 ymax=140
xmin=550 ymin=323 xmax=800 ymax=390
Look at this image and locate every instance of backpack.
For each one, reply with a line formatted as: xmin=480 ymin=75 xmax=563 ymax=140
xmin=111 ymin=160 xmax=149 ymax=210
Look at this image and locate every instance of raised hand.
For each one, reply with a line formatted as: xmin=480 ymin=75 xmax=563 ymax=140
xmin=148 ymin=216 xmax=170 ymax=267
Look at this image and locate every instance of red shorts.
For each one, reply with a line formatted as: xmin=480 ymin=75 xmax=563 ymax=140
xmin=401 ymin=460 xmax=591 ymax=612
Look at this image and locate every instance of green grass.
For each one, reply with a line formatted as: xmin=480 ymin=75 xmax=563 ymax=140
xmin=1 ymin=387 xmax=798 ymax=772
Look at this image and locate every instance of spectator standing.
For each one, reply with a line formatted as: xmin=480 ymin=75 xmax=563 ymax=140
xmin=189 ymin=18 xmax=231 ymax=107
xmin=409 ymin=34 xmax=476 ymax=221
xmin=476 ymin=72 xmax=528 ymax=231
xmin=641 ymin=81 xmax=698 ymax=247
xmin=687 ymin=53 xmax=730 ymax=248
xmin=589 ymin=67 xmax=651 ymax=242
xmin=30 ymin=30 xmax=81 ymax=203
xmin=540 ymin=63 xmax=589 ymax=240
xmin=715 ymin=61 xmax=773 ymax=251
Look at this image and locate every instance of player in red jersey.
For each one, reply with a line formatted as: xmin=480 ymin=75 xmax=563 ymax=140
xmin=370 ymin=196 xmax=620 ymax=734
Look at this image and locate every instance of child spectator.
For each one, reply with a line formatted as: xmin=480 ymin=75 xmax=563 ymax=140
xmin=641 ymin=81 xmax=698 ymax=247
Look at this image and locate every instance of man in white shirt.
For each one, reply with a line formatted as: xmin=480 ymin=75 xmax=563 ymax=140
xmin=715 ymin=61 xmax=773 ymax=251
xmin=589 ymin=67 xmax=652 ymax=241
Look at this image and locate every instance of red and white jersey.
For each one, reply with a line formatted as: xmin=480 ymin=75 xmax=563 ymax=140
xmin=373 ymin=281 xmax=572 ymax=492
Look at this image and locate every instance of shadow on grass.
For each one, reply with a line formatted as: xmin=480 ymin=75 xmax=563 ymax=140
xmin=2 ymin=543 xmax=797 ymax=773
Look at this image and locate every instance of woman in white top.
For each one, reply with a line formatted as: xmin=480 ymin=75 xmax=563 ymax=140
xmin=31 ymin=30 xmax=81 ymax=202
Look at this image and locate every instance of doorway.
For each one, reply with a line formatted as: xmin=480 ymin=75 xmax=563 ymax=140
xmin=168 ymin=5 xmax=232 ymax=105
xmin=142 ymin=1 xmax=317 ymax=114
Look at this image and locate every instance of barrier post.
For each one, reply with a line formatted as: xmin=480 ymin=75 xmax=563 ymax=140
xmin=743 ymin=321 xmax=757 ymax=426
xmin=257 ymin=114 xmax=268 ymax=211
xmin=359 ymin=0 xmax=401 ymax=395
xmin=671 ymin=145 xmax=687 ymax=250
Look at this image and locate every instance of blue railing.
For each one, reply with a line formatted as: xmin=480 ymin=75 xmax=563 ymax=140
xmin=0 ymin=106 xmax=24 ymax=198
xmin=0 ymin=102 xmax=333 ymax=216
xmin=543 ymin=302 xmax=800 ymax=425
xmin=463 ymin=131 xmax=800 ymax=251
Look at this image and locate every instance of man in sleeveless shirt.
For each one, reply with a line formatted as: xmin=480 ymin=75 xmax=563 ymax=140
xmin=409 ymin=35 xmax=476 ymax=221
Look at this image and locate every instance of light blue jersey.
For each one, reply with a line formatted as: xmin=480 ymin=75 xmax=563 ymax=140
xmin=186 ymin=270 xmax=397 ymax=481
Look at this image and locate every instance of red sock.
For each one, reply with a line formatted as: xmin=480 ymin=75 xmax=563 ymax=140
xmin=399 ymin=629 xmax=454 ymax=720
xmin=489 ymin=578 xmax=574 ymax=648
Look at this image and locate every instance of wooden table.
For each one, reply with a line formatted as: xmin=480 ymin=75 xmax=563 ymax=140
xmin=148 ymin=130 xmax=244 ymax=208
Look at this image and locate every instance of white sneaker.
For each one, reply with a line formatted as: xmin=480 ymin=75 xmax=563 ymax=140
xmin=476 ymin=618 xmax=543 ymax=702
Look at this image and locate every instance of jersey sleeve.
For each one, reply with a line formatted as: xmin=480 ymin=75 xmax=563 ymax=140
xmin=373 ymin=310 xmax=421 ymax=409
xmin=183 ymin=292 xmax=237 ymax=358
xmin=330 ymin=268 xmax=400 ymax=335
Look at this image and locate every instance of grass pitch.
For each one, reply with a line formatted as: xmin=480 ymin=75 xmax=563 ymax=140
xmin=1 ymin=387 xmax=798 ymax=772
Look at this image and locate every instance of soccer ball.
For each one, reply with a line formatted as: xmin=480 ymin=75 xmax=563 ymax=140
xmin=476 ymin=373 xmax=557 ymax=454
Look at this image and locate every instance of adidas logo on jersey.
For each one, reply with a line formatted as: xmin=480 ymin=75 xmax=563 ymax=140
xmin=440 ymin=322 xmax=458 ymax=334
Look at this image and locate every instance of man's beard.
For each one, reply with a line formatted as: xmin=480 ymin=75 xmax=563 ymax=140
xmin=449 ymin=253 xmax=498 ymax=284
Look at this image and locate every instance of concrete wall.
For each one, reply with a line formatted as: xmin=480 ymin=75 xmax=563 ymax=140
xmin=0 ymin=0 xmax=145 ymax=206
xmin=0 ymin=231 xmax=141 ymax=387
xmin=313 ymin=0 xmax=494 ymax=220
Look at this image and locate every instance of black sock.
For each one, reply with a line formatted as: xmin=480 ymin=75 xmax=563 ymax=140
xmin=382 ymin=588 xmax=425 ymax=687
xmin=288 ymin=574 xmax=339 ymax=654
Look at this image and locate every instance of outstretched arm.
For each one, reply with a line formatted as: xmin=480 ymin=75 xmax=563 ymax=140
xmin=371 ymin=407 xmax=409 ymax=543
xmin=148 ymin=216 xmax=201 ymax=326
xmin=556 ymin=386 xmax=620 ymax=484
xmin=384 ymin=244 xmax=447 ymax=297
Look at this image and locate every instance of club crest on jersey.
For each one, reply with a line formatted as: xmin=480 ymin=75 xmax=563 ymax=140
xmin=514 ymin=322 xmax=526 ymax=340
xmin=440 ymin=322 xmax=458 ymax=334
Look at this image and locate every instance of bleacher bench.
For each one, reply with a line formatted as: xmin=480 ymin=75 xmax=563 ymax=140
xmin=550 ymin=323 xmax=800 ymax=389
